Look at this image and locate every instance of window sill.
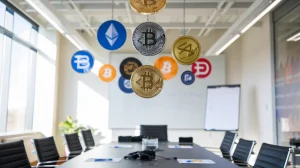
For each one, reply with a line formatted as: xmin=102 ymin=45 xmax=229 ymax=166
xmin=0 ymin=131 xmax=43 ymax=143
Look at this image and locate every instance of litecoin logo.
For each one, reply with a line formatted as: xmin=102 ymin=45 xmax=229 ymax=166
xmin=132 ymin=22 xmax=166 ymax=56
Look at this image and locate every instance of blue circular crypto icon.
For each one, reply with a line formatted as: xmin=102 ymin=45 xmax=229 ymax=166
xmin=71 ymin=50 xmax=94 ymax=73
xmin=118 ymin=76 xmax=133 ymax=94
xmin=97 ymin=20 xmax=127 ymax=51
xmin=181 ymin=71 xmax=195 ymax=85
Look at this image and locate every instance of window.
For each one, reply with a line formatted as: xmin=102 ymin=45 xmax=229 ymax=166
xmin=0 ymin=2 xmax=5 ymax=27
xmin=6 ymin=41 xmax=31 ymax=132
xmin=0 ymin=1 xmax=39 ymax=132
xmin=13 ymin=13 xmax=31 ymax=43
xmin=273 ymin=1 xmax=300 ymax=145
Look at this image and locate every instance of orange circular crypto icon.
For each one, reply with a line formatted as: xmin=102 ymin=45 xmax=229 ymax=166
xmin=154 ymin=56 xmax=179 ymax=80
xmin=98 ymin=64 xmax=116 ymax=82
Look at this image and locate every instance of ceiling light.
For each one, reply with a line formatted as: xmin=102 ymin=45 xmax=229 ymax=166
xmin=241 ymin=0 xmax=282 ymax=34
xmin=287 ymin=32 xmax=300 ymax=42
xmin=295 ymin=36 xmax=300 ymax=41
xmin=215 ymin=34 xmax=240 ymax=55
xmin=25 ymin=0 xmax=65 ymax=34
xmin=65 ymin=34 xmax=83 ymax=50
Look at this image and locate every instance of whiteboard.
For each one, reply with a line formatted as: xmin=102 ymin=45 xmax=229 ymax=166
xmin=204 ymin=85 xmax=241 ymax=131
xmin=108 ymin=54 xmax=225 ymax=129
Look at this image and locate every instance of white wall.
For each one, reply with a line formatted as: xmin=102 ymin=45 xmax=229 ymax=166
xmin=54 ymin=15 xmax=275 ymax=154
xmin=32 ymin=27 xmax=60 ymax=137
xmin=237 ymin=15 xmax=275 ymax=152
xmin=55 ymin=34 xmax=112 ymax=154
xmin=55 ymin=30 xmax=232 ymax=154
xmin=109 ymin=54 xmax=226 ymax=129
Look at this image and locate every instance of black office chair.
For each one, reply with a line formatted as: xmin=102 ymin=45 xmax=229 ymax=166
xmin=179 ymin=137 xmax=193 ymax=145
xmin=118 ymin=136 xmax=132 ymax=142
xmin=81 ymin=129 xmax=95 ymax=151
xmin=0 ymin=140 xmax=51 ymax=168
xmin=228 ymin=139 xmax=256 ymax=166
xmin=64 ymin=133 xmax=83 ymax=160
xmin=205 ymin=131 xmax=238 ymax=157
xmin=140 ymin=125 xmax=168 ymax=142
xmin=252 ymin=143 xmax=292 ymax=168
xmin=32 ymin=137 xmax=67 ymax=167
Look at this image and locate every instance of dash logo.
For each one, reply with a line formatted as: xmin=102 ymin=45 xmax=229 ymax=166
xmin=191 ymin=58 xmax=212 ymax=78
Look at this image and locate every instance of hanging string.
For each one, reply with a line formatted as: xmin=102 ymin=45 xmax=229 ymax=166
xmin=111 ymin=0 xmax=114 ymax=56
xmin=146 ymin=15 xmax=149 ymax=65
xmin=146 ymin=56 xmax=149 ymax=65
xmin=112 ymin=0 xmax=114 ymax=20
xmin=183 ymin=0 xmax=186 ymax=36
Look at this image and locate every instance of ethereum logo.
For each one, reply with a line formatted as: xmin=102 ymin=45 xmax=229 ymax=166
xmin=105 ymin=23 xmax=119 ymax=46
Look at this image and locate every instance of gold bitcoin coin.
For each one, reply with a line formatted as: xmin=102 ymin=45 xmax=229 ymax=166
xmin=131 ymin=65 xmax=164 ymax=98
xmin=172 ymin=36 xmax=201 ymax=65
xmin=129 ymin=0 xmax=167 ymax=15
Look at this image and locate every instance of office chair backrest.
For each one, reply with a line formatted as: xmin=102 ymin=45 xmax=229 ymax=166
xmin=0 ymin=140 xmax=31 ymax=168
xmin=232 ymin=139 xmax=256 ymax=164
xmin=32 ymin=136 xmax=60 ymax=163
xmin=64 ymin=133 xmax=83 ymax=153
xmin=253 ymin=143 xmax=291 ymax=168
xmin=118 ymin=136 xmax=132 ymax=142
xmin=140 ymin=125 xmax=168 ymax=142
xmin=81 ymin=129 xmax=95 ymax=149
xmin=220 ymin=131 xmax=238 ymax=154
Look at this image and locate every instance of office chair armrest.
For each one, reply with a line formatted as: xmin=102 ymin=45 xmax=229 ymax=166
xmin=32 ymin=166 xmax=59 ymax=167
xmin=213 ymin=151 xmax=231 ymax=155
xmin=69 ymin=150 xmax=82 ymax=154
xmin=233 ymin=162 xmax=252 ymax=167
xmin=39 ymin=160 xmax=67 ymax=164
xmin=203 ymin=147 xmax=220 ymax=149
xmin=231 ymin=159 xmax=247 ymax=163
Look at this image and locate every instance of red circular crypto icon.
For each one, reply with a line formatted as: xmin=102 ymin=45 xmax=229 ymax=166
xmin=191 ymin=58 xmax=212 ymax=78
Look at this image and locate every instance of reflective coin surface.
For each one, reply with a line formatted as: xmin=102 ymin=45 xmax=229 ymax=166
xmin=132 ymin=22 xmax=166 ymax=56
xmin=172 ymin=36 xmax=201 ymax=65
xmin=130 ymin=0 xmax=167 ymax=15
xmin=131 ymin=65 xmax=164 ymax=98
xmin=120 ymin=57 xmax=142 ymax=79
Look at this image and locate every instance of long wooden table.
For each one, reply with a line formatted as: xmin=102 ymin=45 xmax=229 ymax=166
xmin=58 ymin=142 xmax=239 ymax=168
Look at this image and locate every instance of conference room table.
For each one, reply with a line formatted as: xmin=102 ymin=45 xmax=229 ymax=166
xmin=57 ymin=142 xmax=239 ymax=168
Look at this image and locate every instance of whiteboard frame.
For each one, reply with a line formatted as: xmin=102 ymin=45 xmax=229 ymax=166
xmin=204 ymin=84 xmax=241 ymax=131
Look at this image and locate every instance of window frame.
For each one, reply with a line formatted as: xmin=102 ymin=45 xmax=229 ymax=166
xmin=0 ymin=0 xmax=39 ymax=132
xmin=272 ymin=0 xmax=300 ymax=145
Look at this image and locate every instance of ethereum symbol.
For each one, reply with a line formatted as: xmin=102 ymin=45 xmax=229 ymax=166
xmin=105 ymin=23 xmax=119 ymax=46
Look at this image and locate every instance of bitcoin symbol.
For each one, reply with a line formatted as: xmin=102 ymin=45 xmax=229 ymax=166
xmin=103 ymin=68 xmax=112 ymax=78
xmin=138 ymin=28 xmax=157 ymax=47
xmin=144 ymin=0 xmax=156 ymax=6
xmin=137 ymin=72 xmax=154 ymax=91
xmin=131 ymin=65 xmax=163 ymax=98
xmin=161 ymin=61 xmax=172 ymax=74
xmin=178 ymin=42 xmax=196 ymax=57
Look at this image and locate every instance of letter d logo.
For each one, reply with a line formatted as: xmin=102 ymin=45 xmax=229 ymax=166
xmin=191 ymin=58 xmax=212 ymax=78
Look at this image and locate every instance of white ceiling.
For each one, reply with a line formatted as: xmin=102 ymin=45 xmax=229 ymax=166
xmin=8 ymin=0 xmax=280 ymax=56
xmin=10 ymin=0 xmax=255 ymax=37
